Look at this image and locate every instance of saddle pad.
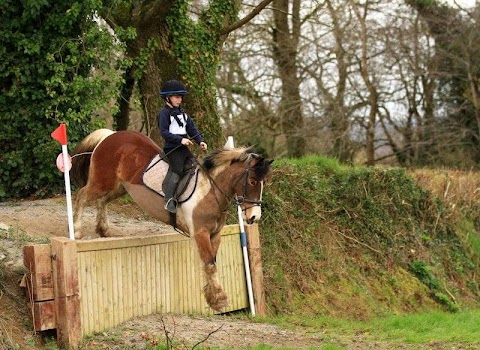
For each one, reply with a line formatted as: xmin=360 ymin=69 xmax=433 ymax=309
xmin=142 ymin=155 xmax=198 ymax=203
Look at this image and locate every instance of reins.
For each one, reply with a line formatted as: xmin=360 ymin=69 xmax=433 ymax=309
xmin=192 ymin=153 xmax=263 ymax=212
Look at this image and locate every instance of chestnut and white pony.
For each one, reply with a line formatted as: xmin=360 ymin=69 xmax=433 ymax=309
xmin=70 ymin=129 xmax=272 ymax=311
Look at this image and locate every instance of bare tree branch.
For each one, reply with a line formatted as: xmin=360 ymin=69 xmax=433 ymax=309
xmin=191 ymin=324 xmax=225 ymax=350
xmin=220 ymin=0 xmax=274 ymax=36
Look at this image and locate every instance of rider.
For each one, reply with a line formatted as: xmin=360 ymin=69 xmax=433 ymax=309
xmin=158 ymin=79 xmax=208 ymax=213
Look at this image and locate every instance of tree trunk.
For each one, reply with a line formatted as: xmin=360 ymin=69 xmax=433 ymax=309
xmin=114 ymin=67 xmax=135 ymax=131
xmin=350 ymin=0 xmax=378 ymax=166
xmin=326 ymin=0 xmax=351 ymax=163
xmin=272 ymin=0 xmax=305 ymax=158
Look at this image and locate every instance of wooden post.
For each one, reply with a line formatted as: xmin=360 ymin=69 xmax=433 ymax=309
xmin=245 ymin=224 xmax=267 ymax=316
xmin=23 ymin=245 xmax=54 ymax=301
xmin=51 ymin=237 xmax=82 ymax=348
xmin=23 ymin=244 xmax=56 ymax=331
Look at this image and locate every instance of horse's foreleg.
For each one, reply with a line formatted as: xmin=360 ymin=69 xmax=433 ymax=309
xmin=194 ymin=229 xmax=228 ymax=311
xmin=194 ymin=228 xmax=216 ymax=265
xmin=211 ymin=231 xmax=222 ymax=259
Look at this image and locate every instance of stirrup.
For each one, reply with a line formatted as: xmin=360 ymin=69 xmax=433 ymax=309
xmin=164 ymin=198 xmax=178 ymax=213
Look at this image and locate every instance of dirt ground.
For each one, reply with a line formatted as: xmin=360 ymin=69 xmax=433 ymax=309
xmin=0 ymin=197 xmax=477 ymax=349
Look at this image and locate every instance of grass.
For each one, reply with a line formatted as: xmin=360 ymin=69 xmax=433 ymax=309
xmin=263 ymin=309 xmax=480 ymax=345
xmin=369 ymin=310 xmax=480 ymax=343
xmin=0 ymin=225 xmax=50 ymax=245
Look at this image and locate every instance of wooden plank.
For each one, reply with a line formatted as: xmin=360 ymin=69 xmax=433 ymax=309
xmin=30 ymin=300 xmax=56 ymax=331
xmin=131 ymin=248 xmax=139 ymax=317
xmin=180 ymin=241 xmax=188 ymax=314
xmin=51 ymin=237 xmax=82 ymax=348
xmin=86 ymin=251 xmax=95 ymax=335
xmin=76 ymin=233 xmax=188 ymax=252
xmin=190 ymin=242 xmax=201 ymax=313
xmin=111 ymin=249 xmax=119 ymax=326
xmin=105 ymin=250 xmax=114 ymax=328
xmin=172 ymin=240 xmax=180 ymax=312
xmin=147 ymin=245 xmax=154 ymax=315
xmin=23 ymin=245 xmax=54 ymax=301
xmin=116 ymin=248 xmax=124 ymax=324
xmin=221 ymin=224 xmax=241 ymax=236
xmin=160 ymin=244 xmax=168 ymax=313
xmin=75 ymin=225 xmax=240 ymax=252
xmin=245 ymin=224 xmax=267 ymax=316
xmin=77 ymin=252 xmax=86 ymax=334
xmin=143 ymin=246 xmax=150 ymax=316
xmin=95 ymin=250 xmax=105 ymax=331
xmin=124 ymin=247 xmax=133 ymax=321
xmin=155 ymin=244 xmax=162 ymax=313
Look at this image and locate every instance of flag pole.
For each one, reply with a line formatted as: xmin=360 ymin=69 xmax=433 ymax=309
xmin=51 ymin=123 xmax=75 ymax=240
xmin=61 ymin=143 xmax=75 ymax=240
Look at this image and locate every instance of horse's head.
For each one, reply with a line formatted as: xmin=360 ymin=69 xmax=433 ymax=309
xmin=233 ymin=153 xmax=273 ymax=225
xmin=203 ymin=147 xmax=273 ymax=225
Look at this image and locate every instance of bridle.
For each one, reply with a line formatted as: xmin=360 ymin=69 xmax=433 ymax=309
xmin=196 ymin=157 xmax=264 ymax=212
xmin=233 ymin=167 xmax=263 ymax=212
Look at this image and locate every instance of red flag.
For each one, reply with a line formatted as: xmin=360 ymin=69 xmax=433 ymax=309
xmin=51 ymin=123 xmax=68 ymax=145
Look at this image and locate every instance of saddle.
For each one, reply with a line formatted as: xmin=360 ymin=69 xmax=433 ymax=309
xmin=142 ymin=154 xmax=199 ymax=203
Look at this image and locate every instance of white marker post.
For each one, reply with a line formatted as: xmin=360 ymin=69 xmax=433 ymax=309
xmin=51 ymin=123 xmax=75 ymax=240
xmin=225 ymin=136 xmax=256 ymax=316
xmin=238 ymin=205 xmax=256 ymax=316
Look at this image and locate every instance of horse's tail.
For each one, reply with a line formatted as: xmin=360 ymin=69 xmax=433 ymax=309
xmin=71 ymin=129 xmax=116 ymax=188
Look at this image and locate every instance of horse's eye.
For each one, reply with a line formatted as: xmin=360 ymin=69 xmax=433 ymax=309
xmin=249 ymin=179 xmax=258 ymax=186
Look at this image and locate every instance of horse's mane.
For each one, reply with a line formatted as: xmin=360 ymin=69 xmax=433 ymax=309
xmin=202 ymin=147 xmax=269 ymax=178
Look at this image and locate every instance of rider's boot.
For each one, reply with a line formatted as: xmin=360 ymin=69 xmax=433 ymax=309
xmin=163 ymin=172 xmax=180 ymax=213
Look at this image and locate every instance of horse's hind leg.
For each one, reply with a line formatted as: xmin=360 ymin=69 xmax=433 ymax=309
xmin=73 ymin=187 xmax=92 ymax=239
xmin=95 ymin=187 xmax=126 ymax=237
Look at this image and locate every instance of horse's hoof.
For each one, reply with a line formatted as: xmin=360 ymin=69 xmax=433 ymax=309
xmin=204 ymin=284 xmax=229 ymax=312
xmin=96 ymin=228 xmax=109 ymax=237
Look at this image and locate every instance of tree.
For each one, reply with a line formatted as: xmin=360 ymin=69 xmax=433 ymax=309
xmin=0 ymin=0 xmax=121 ymax=199
xmin=103 ymin=0 xmax=273 ymax=147
xmin=407 ymin=0 xmax=480 ymax=166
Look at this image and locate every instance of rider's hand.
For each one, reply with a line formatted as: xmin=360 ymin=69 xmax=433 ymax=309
xmin=199 ymin=142 xmax=208 ymax=151
xmin=181 ymin=138 xmax=193 ymax=146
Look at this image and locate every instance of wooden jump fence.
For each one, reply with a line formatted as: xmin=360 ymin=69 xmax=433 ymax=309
xmin=23 ymin=224 xmax=265 ymax=348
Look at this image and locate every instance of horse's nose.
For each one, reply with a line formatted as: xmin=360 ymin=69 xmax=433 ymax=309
xmin=247 ymin=216 xmax=256 ymax=225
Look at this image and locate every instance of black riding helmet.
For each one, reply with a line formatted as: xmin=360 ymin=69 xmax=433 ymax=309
xmin=159 ymin=80 xmax=188 ymax=97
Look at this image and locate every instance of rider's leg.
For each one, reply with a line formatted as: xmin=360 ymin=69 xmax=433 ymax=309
xmin=163 ymin=170 xmax=180 ymax=213
xmin=162 ymin=147 xmax=189 ymax=213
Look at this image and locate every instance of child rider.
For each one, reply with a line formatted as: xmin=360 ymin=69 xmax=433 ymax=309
xmin=158 ymin=80 xmax=208 ymax=213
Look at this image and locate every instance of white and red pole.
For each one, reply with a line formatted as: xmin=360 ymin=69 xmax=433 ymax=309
xmin=51 ymin=123 xmax=75 ymax=240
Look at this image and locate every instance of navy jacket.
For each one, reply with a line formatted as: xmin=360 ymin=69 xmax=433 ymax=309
xmin=158 ymin=106 xmax=204 ymax=150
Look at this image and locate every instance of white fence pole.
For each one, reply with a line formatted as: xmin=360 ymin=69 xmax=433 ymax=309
xmin=225 ymin=135 xmax=256 ymax=316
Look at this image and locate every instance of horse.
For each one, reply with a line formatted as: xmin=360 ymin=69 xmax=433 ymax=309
xmin=70 ymin=129 xmax=272 ymax=311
